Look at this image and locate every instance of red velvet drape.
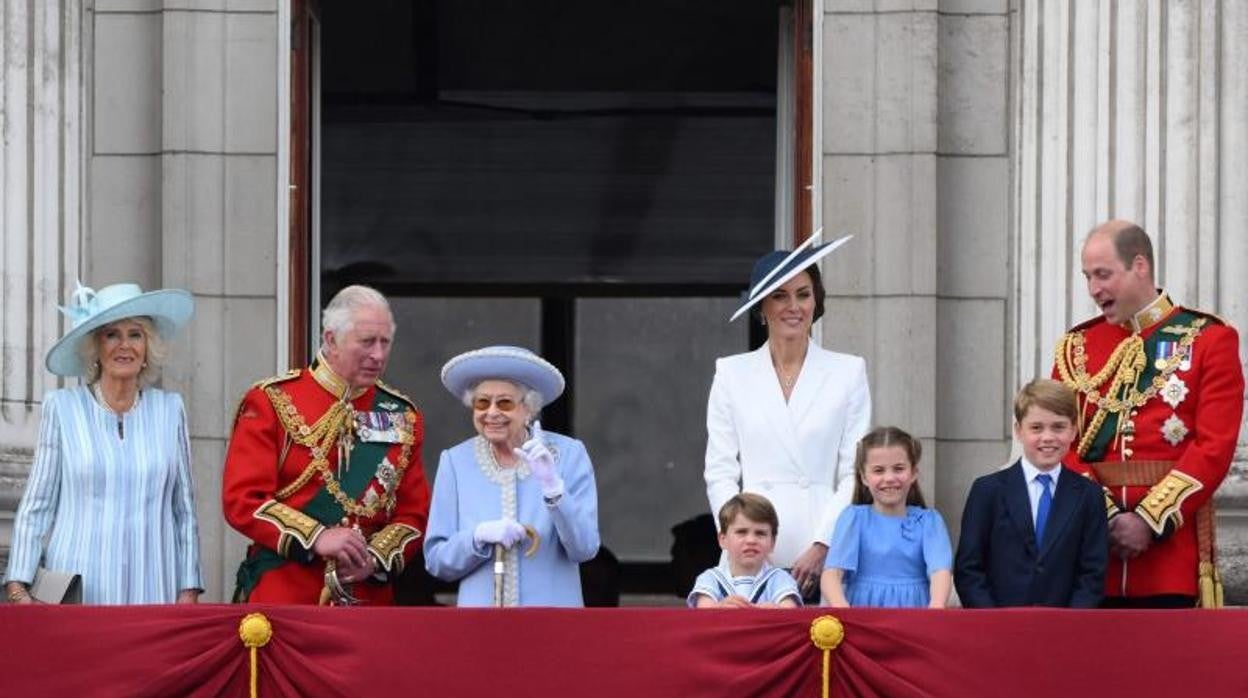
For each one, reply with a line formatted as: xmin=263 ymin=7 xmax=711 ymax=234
xmin=2 ymin=606 xmax=1245 ymax=697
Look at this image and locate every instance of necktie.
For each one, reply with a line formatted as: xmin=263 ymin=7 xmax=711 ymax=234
xmin=1035 ymin=473 xmax=1053 ymax=546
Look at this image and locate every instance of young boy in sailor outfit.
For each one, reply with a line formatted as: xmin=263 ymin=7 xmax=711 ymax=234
xmin=688 ymin=493 xmax=801 ymax=608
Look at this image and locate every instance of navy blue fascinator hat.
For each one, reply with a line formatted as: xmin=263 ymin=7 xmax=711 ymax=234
xmin=728 ymin=230 xmax=852 ymax=322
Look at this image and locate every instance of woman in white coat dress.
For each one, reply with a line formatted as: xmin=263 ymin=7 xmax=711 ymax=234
xmin=705 ymin=234 xmax=870 ymax=600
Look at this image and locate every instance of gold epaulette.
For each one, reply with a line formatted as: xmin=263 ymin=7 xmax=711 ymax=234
xmin=254 ymin=368 xmax=303 ymax=390
xmin=376 ymin=380 xmax=418 ymax=412
xmin=1183 ymin=307 xmax=1231 ymax=328
xmin=1067 ymin=315 xmax=1107 ymax=333
xmin=232 ymin=369 xmax=303 ymax=429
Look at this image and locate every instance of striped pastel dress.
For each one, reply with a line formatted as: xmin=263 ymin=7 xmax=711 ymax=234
xmin=4 ymin=386 xmax=202 ymax=604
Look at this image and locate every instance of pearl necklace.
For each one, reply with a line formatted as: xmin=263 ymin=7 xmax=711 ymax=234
xmin=92 ymin=383 xmax=140 ymax=439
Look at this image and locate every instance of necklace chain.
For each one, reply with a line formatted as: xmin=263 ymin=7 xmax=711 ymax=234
xmin=775 ymin=365 xmax=799 ymax=389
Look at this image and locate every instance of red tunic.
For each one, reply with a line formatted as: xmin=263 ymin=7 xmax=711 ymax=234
xmin=1053 ymin=294 xmax=1244 ymax=599
xmin=222 ymin=365 xmax=431 ymax=604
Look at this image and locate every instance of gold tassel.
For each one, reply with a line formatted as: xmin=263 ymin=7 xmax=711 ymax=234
xmin=1198 ymin=561 xmax=1224 ymax=609
xmin=239 ymin=613 xmax=273 ymax=698
xmin=810 ymin=615 xmax=845 ymax=698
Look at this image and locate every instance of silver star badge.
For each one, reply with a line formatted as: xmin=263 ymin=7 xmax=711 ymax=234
xmin=1161 ymin=374 xmax=1190 ymax=409
xmin=1161 ymin=414 xmax=1189 ymax=447
xmin=376 ymin=457 xmax=398 ymax=493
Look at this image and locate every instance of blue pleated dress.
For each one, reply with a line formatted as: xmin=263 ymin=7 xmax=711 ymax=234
xmin=825 ymin=504 xmax=952 ymax=608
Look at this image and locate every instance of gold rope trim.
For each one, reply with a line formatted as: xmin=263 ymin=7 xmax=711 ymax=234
xmin=239 ymin=613 xmax=273 ymax=698
xmin=264 ymin=386 xmax=414 ymax=519
xmin=1054 ymin=320 xmax=1205 ymax=458
xmin=810 ymin=615 xmax=845 ymax=698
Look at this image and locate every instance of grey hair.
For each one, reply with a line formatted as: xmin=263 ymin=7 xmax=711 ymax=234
xmin=461 ymin=380 xmax=544 ymax=420
xmin=79 ymin=316 xmax=168 ymax=387
xmin=320 ymin=285 xmax=395 ymax=343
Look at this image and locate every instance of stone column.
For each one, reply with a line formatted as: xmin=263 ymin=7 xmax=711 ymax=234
xmin=935 ymin=0 xmax=1013 ymax=535
xmin=0 ymin=0 xmax=85 ymax=566
xmin=1013 ymin=0 xmax=1248 ymax=600
xmin=821 ymin=0 xmax=940 ymax=498
xmin=155 ymin=1 xmax=281 ymax=602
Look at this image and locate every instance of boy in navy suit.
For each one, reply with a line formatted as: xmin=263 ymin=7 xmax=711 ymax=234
xmin=955 ymin=379 xmax=1107 ymax=607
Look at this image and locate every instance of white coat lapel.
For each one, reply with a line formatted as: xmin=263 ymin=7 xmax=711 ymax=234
xmin=788 ymin=344 xmax=828 ymax=428
xmin=750 ymin=345 xmax=804 ymax=471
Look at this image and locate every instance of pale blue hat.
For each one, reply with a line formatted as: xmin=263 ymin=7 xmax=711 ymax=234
xmin=45 ymin=282 xmax=194 ymax=377
xmin=441 ymin=345 xmax=565 ymax=407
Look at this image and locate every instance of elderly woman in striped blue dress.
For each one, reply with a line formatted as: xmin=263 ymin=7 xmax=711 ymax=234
xmin=4 ymin=283 xmax=202 ymax=605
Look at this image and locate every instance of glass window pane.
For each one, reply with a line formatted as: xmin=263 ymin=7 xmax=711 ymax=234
xmin=384 ymin=297 xmax=541 ymax=481
xmin=574 ymin=298 xmax=745 ymax=561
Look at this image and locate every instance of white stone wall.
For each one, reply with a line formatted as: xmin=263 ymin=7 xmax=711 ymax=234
xmin=1 ymin=1 xmax=282 ymax=600
xmin=1012 ymin=0 xmax=1248 ymax=600
xmin=820 ymin=0 xmax=1014 ymax=540
xmin=0 ymin=0 xmax=85 ymax=560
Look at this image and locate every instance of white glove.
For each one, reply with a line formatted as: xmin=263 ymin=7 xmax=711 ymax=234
xmin=514 ymin=421 xmax=563 ymax=498
xmin=473 ymin=518 xmax=527 ymax=549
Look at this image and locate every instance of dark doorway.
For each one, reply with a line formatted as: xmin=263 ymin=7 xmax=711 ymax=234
xmin=319 ymin=0 xmax=796 ymax=601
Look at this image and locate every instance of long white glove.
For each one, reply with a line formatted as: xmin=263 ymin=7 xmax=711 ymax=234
xmin=514 ymin=421 xmax=564 ymax=498
xmin=473 ymin=518 xmax=527 ymax=549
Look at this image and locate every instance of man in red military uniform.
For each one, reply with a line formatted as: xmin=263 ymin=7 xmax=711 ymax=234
xmin=223 ymin=285 xmax=431 ymax=604
xmin=1053 ymin=220 xmax=1244 ymax=608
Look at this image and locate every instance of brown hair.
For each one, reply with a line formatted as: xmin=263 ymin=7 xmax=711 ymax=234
xmin=1109 ymin=223 xmax=1154 ymax=280
xmin=718 ymin=492 xmax=780 ymax=536
xmin=851 ymin=426 xmax=927 ymax=507
xmin=1013 ymin=378 xmax=1078 ymax=424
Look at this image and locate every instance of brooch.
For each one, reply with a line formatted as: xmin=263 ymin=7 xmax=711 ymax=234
xmin=1161 ymin=374 xmax=1189 ymax=409
xmin=1161 ymin=414 xmax=1189 ymax=447
xmin=376 ymin=457 xmax=398 ymax=494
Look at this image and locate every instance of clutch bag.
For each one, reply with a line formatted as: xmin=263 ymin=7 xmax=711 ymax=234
xmin=30 ymin=567 xmax=82 ymax=604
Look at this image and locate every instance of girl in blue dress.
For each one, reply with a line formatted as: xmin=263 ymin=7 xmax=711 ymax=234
xmin=820 ymin=426 xmax=952 ymax=608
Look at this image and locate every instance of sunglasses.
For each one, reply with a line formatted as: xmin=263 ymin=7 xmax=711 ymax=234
xmin=472 ymin=396 xmax=519 ymax=412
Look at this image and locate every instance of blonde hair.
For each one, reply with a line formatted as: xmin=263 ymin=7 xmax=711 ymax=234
xmin=1013 ymin=378 xmax=1078 ymax=424
xmin=78 ymin=316 xmax=167 ymax=386
xmin=851 ymin=426 xmax=927 ymax=507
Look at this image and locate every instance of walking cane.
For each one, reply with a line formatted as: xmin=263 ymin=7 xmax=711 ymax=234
xmin=493 ymin=544 xmax=506 ymax=607
xmin=492 ymin=525 xmax=542 ymax=607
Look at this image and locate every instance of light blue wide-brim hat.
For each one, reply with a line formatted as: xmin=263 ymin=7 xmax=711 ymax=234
xmin=440 ymin=345 xmax=566 ymax=407
xmin=45 ymin=281 xmax=194 ymax=377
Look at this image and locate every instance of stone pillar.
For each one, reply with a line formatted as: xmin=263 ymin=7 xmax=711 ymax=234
xmin=1013 ymin=0 xmax=1248 ymax=601
xmin=155 ymin=1 xmax=281 ymax=602
xmin=934 ymin=0 xmax=1013 ymax=535
xmin=0 ymin=0 xmax=85 ymax=567
xmin=821 ymin=0 xmax=1017 ymax=538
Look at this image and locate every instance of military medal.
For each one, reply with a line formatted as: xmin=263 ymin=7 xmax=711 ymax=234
xmin=1161 ymin=414 xmax=1190 ymax=446
xmin=1161 ymin=374 xmax=1189 ymax=409
xmin=1154 ymin=340 xmax=1178 ymax=371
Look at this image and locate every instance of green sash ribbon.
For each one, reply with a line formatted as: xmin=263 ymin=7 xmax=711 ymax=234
xmin=233 ymin=388 xmax=406 ymax=601
xmin=1082 ymin=310 xmax=1197 ymax=462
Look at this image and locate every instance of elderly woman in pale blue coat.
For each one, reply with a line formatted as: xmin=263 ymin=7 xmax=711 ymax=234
xmin=424 ymin=346 xmax=600 ymax=607
xmin=4 ymin=282 xmax=201 ymax=605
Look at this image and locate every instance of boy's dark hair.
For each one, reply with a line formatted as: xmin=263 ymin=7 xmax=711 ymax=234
xmin=718 ymin=492 xmax=780 ymax=536
xmin=851 ymin=426 xmax=927 ymax=507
